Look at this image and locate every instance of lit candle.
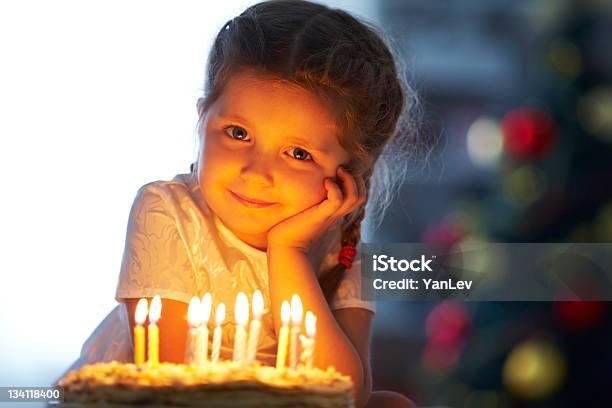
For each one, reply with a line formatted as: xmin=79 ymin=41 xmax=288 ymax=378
xmin=211 ymin=302 xmax=225 ymax=363
xmin=148 ymin=295 xmax=162 ymax=366
xmin=275 ymin=300 xmax=291 ymax=369
xmin=196 ymin=293 xmax=212 ymax=365
xmin=185 ymin=296 xmax=201 ymax=365
xmin=289 ymin=294 xmax=303 ymax=370
xmin=246 ymin=290 xmax=264 ymax=365
xmin=299 ymin=311 xmax=317 ymax=369
xmin=233 ymin=292 xmax=249 ymax=364
xmin=134 ymin=298 xmax=148 ymax=366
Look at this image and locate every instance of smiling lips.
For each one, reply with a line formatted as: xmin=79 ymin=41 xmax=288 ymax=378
xmin=229 ymin=190 xmax=276 ymax=208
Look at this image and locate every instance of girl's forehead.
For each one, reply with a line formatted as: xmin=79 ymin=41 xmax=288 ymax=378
xmin=214 ymin=72 xmax=338 ymax=134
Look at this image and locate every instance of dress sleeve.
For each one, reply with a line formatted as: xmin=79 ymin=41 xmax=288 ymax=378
xmin=329 ymin=258 xmax=376 ymax=314
xmin=115 ymin=184 xmax=196 ymax=304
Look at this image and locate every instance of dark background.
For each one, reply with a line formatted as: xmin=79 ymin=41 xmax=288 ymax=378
xmin=367 ymin=1 xmax=612 ymax=406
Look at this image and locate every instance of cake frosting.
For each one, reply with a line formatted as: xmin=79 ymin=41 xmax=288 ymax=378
xmin=57 ymin=361 xmax=355 ymax=407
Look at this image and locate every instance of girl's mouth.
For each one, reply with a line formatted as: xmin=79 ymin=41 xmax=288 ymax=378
xmin=229 ymin=190 xmax=276 ymax=208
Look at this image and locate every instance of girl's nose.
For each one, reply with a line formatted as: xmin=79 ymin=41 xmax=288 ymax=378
xmin=239 ymin=158 xmax=273 ymax=187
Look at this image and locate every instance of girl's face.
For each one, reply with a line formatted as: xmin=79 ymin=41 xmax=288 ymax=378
xmin=197 ymin=71 xmax=350 ymax=251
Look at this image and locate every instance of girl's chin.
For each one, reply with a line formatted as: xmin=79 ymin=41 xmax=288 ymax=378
xmin=221 ymin=216 xmax=276 ymax=236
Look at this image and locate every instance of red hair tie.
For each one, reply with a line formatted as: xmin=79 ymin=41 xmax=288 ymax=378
xmin=338 ymin=245 xmax=357 ymax=269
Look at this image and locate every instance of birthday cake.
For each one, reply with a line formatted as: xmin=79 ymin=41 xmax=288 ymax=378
xmin=57 ymin=360 xmax=355 ymax=407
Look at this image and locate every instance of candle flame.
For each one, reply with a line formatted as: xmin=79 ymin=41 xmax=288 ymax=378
xmin=252 ymin=290 xmax=264 ymax=319
xmin=201 ymin=293 xmax=212 ymax=323
xmin=305 ymin=311 xmax=317 ymax=337
xmin=290 ymin=294 xmax=303 ymax=325
xmin=235 ymin=292 xmax=249 ymax=326
xmin=281 ymin=300 xmax=291 ymax=325
xmin=215 ymin=303 xmax=226 ymax=326
xmin=149 ymin=295 xmax=162 ymax=324
xmin=135 ymin=298 xmax=148 ymax=325
xmin=188 ymin=296 xmax=202 ymax=327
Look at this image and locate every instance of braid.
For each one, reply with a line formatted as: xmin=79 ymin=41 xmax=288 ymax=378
xmin=319 ymin=176 xmax=370 ymax=304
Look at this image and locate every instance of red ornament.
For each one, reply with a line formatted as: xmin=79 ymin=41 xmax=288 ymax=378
xmin=554 ymin=301 xmax=607 ymax=330
xmin=501 ymin=108 xmax=557 ymax=161
xmin=426 ymin=301 xmax=471 ymax=347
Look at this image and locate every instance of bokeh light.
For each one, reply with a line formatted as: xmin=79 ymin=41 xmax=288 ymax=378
xmin=503 ymin=338 xmax=567 ymax=400
xmin=501 ymin=108 xmax=557 ymax=161
xmin=422 ymin=221 xmax=464 ymax=244
xmin=422 ymin=302 xmax=471 ymax=375
xmin=502 ymin=165 xmax=547 ymax=206
xmin=425 ymin=301 xmax=471 ymax=346
xmin=467 ymin=116 xmax=504 ymax=168
xmin=450 ymin=235 xmax=498 ymax=286
xmin=546 ymin=41 xmax=582 ymax=78
xmin=577 ymin=87 xmax=612 ymax=142
xmin=554 ymin=301 xmax=607 ymax=331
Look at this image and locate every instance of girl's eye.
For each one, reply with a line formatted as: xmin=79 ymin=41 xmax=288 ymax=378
xmin=225 ymin=126 xmax=250 ymax=141
xmin=286 ymin=147 xmax=312 ymax=161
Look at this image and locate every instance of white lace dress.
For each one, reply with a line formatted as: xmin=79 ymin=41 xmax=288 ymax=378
xmin=53 ymin=172 xmax=374 ymax=384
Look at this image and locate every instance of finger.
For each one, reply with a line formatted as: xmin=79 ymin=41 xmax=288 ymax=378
xmin=317 ymin=177 xmax=342 ymax=210
xmin=335 ymin=167 xmax=361 ymax=215
xmin=341 ymin=174 xmax=367 ymax=220
xmin=338 ymin=167 xmax=359 ymax=202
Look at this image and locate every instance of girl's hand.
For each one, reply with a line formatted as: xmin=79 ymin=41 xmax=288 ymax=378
xmin=267 ymin=166 xmax=366 ymax=252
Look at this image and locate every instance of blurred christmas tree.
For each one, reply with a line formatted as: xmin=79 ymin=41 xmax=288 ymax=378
xmin=372 ymin=1 xmax=612 ymax=407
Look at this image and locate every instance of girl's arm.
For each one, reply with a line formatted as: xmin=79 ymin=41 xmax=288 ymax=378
xmin=267 ymin=246 xmax=373 ymax=408
xmin=266 ymin=167 xmax=370 ymax=405
xmin=125 ymin=297 xmax=189 ymax=364
xmin=333 ymin=307 xmax=374 ymax=405
xmin=332 ymin=307 xmax=374 ymax=402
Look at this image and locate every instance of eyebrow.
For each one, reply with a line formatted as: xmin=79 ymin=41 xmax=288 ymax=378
xmin=217 ymin=113 xmax=333 ymax=154
xmin=218 ymin=113 xmax=253 ymax=128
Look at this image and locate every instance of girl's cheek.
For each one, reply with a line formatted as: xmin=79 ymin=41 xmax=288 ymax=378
xmin=283 ymin=173 xmax=327 ymax=207
xmin=202 ymin=134 xmax=236 ymax=167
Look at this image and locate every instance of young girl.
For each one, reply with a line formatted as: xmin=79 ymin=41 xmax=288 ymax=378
xmin=59 ymin=1 xmax=419 ymax=407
